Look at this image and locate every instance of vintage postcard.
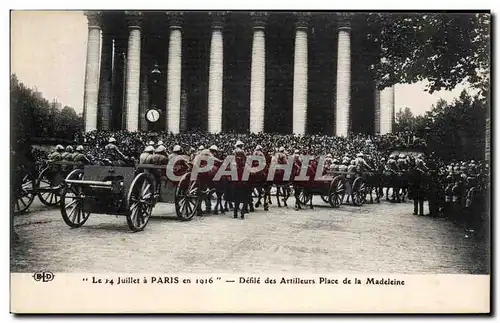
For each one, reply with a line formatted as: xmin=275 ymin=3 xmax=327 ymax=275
xmin=9 ymin=8 xmax=491 ymax=314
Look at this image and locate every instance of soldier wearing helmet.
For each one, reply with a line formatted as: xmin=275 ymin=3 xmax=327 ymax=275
xmin=139 ymin=145 xmax=155 ymax=164
xmin=233 ymin=140 xmax=246 ymax=166
xmin=253 ymin=145 xmax=265 ymax=157
xmin=397 ymin=153 xmax=408 ymax=171
xmin=330 ymin=158 xmax=340 ymax=172
xmin=338 ymin=158 xmax=349 ymax=173
xmin=61 ymin=145 xmax=74 ymax=161
xmin=354 ymin=152 xmax=373 ymax=173
xmin=168 ymin=145 xmax=183 ymax=161
xmin=73 ymin=145 xmax=90 ymax=165
xmin=324 ymin=153 xmax=333 ymax=170
xmin=414 ymin=153 xmax=429 ymax=174
xmin=386 ymin=155 xmax=400 ymax=174
xmin=48 ymin=144 xmax=64 ymax=161
xmin=152 ymin=145 xmax=168 ymax=165
xmin=105 ymin=137 xmax=128 ymax=165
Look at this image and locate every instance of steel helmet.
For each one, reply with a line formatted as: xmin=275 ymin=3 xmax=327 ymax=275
xmin=109 ymin=137 xmax=117 ymax=143
xmin=76 ymin=145 xmax=84 ymax=152
xmin=235 ymin=140 xmax=244 ymax=147
xmin=66 ymin=145 xmax=73 ymax=152
xmin=209 ymin=145 xmax=218 ymax=151
xmin=294 ymin=149 xmax=300 ymax=154
xmin=56 ymin=144 xmax=64 ymax=151
xmin=157 ymin=140 xmax=164 ymax=146
xmin=333 ymin=158 xmax=339 ymax=163
xmin=155 ymin=145 xmax=166 ymax=154
xmin=145 ymin=145 xmax=154 ymax=153
xmin=326 ymin=153 xmax=332 ymax=158
xmin=148 ymin=140 xmax=155 ymax=146
xmin=198 ymin=145 xmax=205 ymax=150
xmin=279 ymin=146 xmax=285 ymax=152
xmin=399 ymin=154 xmax=405 ymax=158
xmin=173 ymin=145 xmax=181 ymax=153
xmin=255 ymin=145 xmax=263 ymax=151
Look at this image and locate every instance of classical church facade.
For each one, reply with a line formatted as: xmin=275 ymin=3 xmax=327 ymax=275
xmin=82 ymin=10 xmax=395 ymax=136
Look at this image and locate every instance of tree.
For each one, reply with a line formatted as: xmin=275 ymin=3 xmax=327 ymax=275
xmin=423 ymin=90 xmax=486 ymax=161
xmin=10 ymin=74 xmax=83 ymax=148
xmin=394 ymin=107 xmax=416 ymax=133
xmin=366 ymin=13 xmax=490 ymax=96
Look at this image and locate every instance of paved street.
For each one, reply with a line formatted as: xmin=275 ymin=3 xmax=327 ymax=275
xmin=11 ymin=196 xmax=489 ymax=274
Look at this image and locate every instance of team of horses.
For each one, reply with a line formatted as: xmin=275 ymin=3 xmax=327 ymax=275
xmin=170 ymin=152 xmax=431 ymax=217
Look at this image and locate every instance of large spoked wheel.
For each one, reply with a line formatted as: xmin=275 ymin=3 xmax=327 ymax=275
xmin=298 ymin=189 xmax=311 ymax=205
xmin=60 ymin=169 xmax=90 ymax=228
xmin=36 ymin=167 xmax=64 ymax=206
xmin=352 ymin=177 xmax=367 ymax=206
xmin=126 ymin=173 xmax=155 ymax=232
xmin=328 ymin=176 xmax=345 ymax=208
xmin=175 ymin=173 xmax=200 ymax=221
xmin=14 ymin=171 xmax=36 ymax=215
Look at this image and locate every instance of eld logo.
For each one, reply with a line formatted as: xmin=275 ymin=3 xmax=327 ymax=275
xmin=32 ymin=271 xmax=54 ymax=282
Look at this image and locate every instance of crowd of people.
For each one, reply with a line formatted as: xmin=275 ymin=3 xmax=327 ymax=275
xmin=15 ymin=130 xmax=489 ymax=232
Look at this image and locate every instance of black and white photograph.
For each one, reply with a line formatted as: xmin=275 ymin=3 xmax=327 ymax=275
xmin=9 ymin=7 xmax=491 ymax=313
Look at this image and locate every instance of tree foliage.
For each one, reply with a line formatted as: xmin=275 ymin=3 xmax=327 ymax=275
xmin=394 ymin=90 xmax=486 ymax=161
xmin=10 ymin=74 xmax=83 ymax=147
xmin=366 ymin=12 xmax=490 ymax=97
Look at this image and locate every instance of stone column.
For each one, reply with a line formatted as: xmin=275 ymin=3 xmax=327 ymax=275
xmin=334 ymin=14 xmax=352 ymax=137
xmin=379 ymin=85 xmax=395 ymax=134
xmin=98 ymin=30 xmax=113 ymax=130
xmin=139 ymin=64 xmax=149 ymax=131
xmin=249 ymin=12 xmax=268 ymax=134
xmin=166 ymin=12 xmax=183 ymax=134
xmin=374 ymin=81 xmax=381 ymax=134
xmin=83 ymin=11 xmax=102 ymax=132
xmin=124 ymin=11 xmax=142 ymax=132
xmin=180 ymin=87 xmax=188 ymax=132
xmin=111 ymin=36 xmax=126 ymax=130
xmin=292 ymin=12 xmax=310 ymax=135
xmin=207 ymin=12 xmax=226 ymax=134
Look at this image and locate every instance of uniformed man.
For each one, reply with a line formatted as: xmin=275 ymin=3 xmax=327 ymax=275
xmin=330 ymin=158 xmax=340 ymax=172
xmin=354 ymin=152 xmax=373 ymax=173
xmin=139 ymin=146 xmax=155 ymax=164
xmin=48 ymin=145 xmax=64 ymax=161
xmin=61 ymin=146 xmax=74 ymax=161
xmin=152 ymin=146 xmax=169 ymax=165
xmin=414 ymin=154 xmax=429 ymax=174
xmin=338 ymin=158 xmax=349 ymax=173
xmin=233 ymin=140 xmax=246 ymax=166
xmin=168 ymin=145 xmax=183 ymax=161
xmin=397 ymin=154 xmax=408 ymax=171
xmin=386 ymin=155 xmax=400 ymax=175
xmin=105 ymin=137 xmax=128 ymax=165
xmin=273 ymin=146 xmax=287 ymax=164
xmin=157 ymin=140 xmax=164 ymax=148
xmin=73 ymin=145 xmax=91 ymax=165
xmin=324 ymin=153 xmax=333 ymax=170
xmin=253 ymin=145 xmax=265 ymax=157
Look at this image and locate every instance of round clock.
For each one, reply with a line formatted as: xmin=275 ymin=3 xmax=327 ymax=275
xmin=146 ymin=109 xmax=160 ymax=123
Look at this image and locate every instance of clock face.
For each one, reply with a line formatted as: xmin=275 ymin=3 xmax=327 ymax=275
xmin=146 ymin=109 xmax=160 ymax=123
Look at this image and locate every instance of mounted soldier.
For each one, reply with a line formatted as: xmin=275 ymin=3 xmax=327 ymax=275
xmin=105 ymin=137 xmax=128 ymax=166
xmin=48 ymin=145 xmax=64 ymax=162
xmin=140 ymin=145 xmax=155 ymax=164
xmin=152 ymin=146 xmax=168 ymax=165
xmin=73 ymin=145 xmax=91 ymax=165
xmin=354 ymin=152 xmax=373 ymax=173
